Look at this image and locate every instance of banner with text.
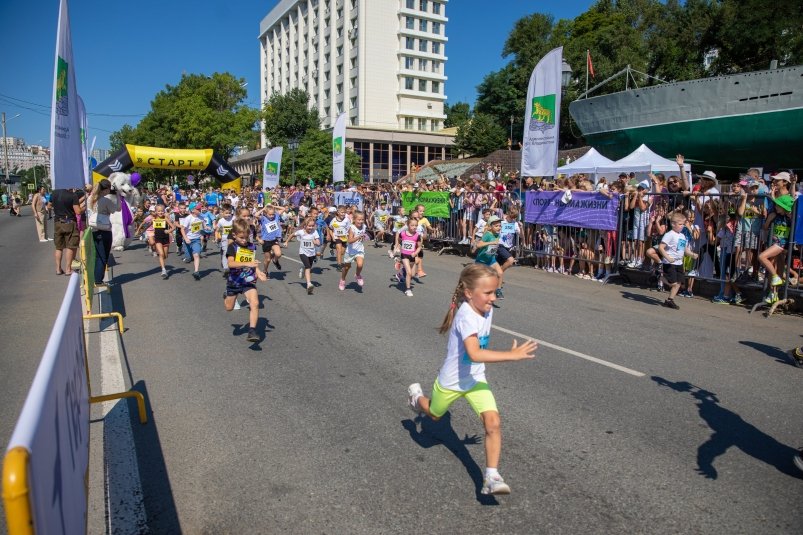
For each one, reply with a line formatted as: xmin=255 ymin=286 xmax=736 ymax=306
xmin=332 ymin=112 xmax=346 ymax=183
xmin=263 ymin=146 xmax=283 ymax=190
xmin=334 ymin=191 xmax=363 ymax=211
xmin=402 ymin=191 xmax=450 ymax=219
xmin=524 ymin=190 xmax=619 ymax=231
xmin=521 ymin=46 xmax=563 ymax=178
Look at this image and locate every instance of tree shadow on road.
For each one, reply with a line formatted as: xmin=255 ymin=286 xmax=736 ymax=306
xmin=652 ymin=375 xmax=801 ymax=480
xmin=402 ymin=413 xmax=499 ymax=505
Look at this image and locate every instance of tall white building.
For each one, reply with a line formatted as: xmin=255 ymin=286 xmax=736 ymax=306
xmin=259 ymin=0 xmax=455 ymax=181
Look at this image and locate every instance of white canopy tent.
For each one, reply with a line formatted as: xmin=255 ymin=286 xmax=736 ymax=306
xmin=595 ymin=144 xmax=692 ymax=175
xmin=557 ymin=148 xmax=616 ymax=180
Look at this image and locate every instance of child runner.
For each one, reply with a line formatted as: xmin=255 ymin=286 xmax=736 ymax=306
xmin=256 ymin=204 xmax=286 ymax=275
xmin=407 ymin=263 xmax=537 ymax=495
xmin=659 ymin=211 xmax=700 ymax=310
xmin=412 ymin=204 xmax=433 ymax=277
xmin=372 ymin=201 xmax=390 ymax=247
xmin=180 ymin=202 xmax=208 ymax=280
xmin=329 ymin=205 xmax=352 ymax=271
xmin=136 ymin=204 xmax=176 ymax=279
xmin=215 ymin=203 xmax=235 ymax=277
xmin=474 ymin=216 xmax=506 ymax=298
xmin=284 ymin=216 xmax=321 ymax=295
xmin=389 ymin=206 xmax=409 ymax=258
xmin=340 ymin=210 xmax=368 ymax=291
xmin=397 ymin=217 xmax=422 ymax=296
xmin=224 ymin=218 xmax=268 ymax=343
xmin=496 ymin=208 xmax=523 ymax=298
xmin=759 ymin=194 xmax=794 ymax=304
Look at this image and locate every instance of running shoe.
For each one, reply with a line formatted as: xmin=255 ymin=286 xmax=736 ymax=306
xmin=764 ymin=292 xmax=779 ymax=305
xmin=233 ymin=300 xmax=241 ymax=310
xmin=274 ymin=259 xmax=282 ymax=270
xmin=481 ymin=474 xmax=511 ymax=495
xmin=711 ymin=296 xmax=730 ymax=304
xmin=417 ymin=271 xmax=427 ymax=278
xmin=298 ymin=267 xmax=304 ymax=279
xmin=407 ymin=383 xmax=423 ymax=414
xmin=192 ymin=271 xmax=201 ymax=281
xmin=771 ymin=274 xmax=784 ymax=286
xmin=687 ymin=269 xmax=699 ymax=277
xmin=336 ymin=263 xmax=342 ymax=272
xmin=356 ymin=275 xmax=364 ymax=287
xmin=338 ymin=279 xmax=346 ymax=291
xmin=307 ymin=284 xmax=314 ymax=295
xmin=246 ymin=328 xmax=260 ymax=343
xmin=495 ymin=288 xmax=505 ymax=299
xmin=790 ymin=347 xmax=803 ymax=369
xmin=405 ymin=289 xmax=413 ymax=297
xmin=388 ymin=249 xmax=395 ymax=259
xmin=183 ymin=257 xmax=192 ymax=263
xmin=394 ymin=271 xmax=402 ymax=283
xmin=161 ymin=270 xmax=168 ymax=280
xmin=662 ymin=298 xmax=680 ymax=310
xmin=731 ymin=293 xmax=744 ymax=305
xmin=394 ymin=260 xmax=401 ymax=271
xmin=795 ymin=449 xmax=803 ymax=473
xmin=678 ymin=290 xmax=693 ymax=298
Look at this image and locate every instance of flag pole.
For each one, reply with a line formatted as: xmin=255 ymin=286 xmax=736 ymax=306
xmin=585 ymin=49 xmax=589 ymax=96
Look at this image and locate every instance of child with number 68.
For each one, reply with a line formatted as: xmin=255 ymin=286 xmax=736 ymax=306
xmin=407 ymin=263 xmax=537 ymax=496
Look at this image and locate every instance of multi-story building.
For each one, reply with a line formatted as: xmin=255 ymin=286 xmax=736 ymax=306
xmin=0 ymin=137 xmax=50 ymax=173
xmin=259 ymin=0 xmax=455 ymax=181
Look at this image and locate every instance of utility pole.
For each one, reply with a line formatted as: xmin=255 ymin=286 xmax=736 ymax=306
xmin=2 ymin=112 xmax=10 ymax=197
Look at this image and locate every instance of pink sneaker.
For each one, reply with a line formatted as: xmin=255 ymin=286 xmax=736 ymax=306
xmin=356 ymin=275 xmax=364 ymax=287
xmin=338 ymin=279 xmax=346 ymax=291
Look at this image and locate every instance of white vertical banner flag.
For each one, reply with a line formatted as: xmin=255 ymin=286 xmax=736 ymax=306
xmin=78 ymin=95 xmax=89 ymax=184
xmin=262 ymin=146 xmax=283 ymax=190
xmin=332 ymin=112 xmax=347 ymax=183
xmin=50 ymin=0 xmax=84 ymax=189
xmin=521 ymin=46 xmax=563 ymax=177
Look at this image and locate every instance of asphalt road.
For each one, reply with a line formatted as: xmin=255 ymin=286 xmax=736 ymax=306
xmin=2 ymin=212 xmax=803 ymax=534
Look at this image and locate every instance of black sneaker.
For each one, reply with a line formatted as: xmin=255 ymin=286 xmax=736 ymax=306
xmin=274 ymin=259 xmax=282 ymax=270
xmin=662 ymin=298 xmax=679 ymax=310
xmin=789 ymin=347 xmax=803 ymax=369
xmin=192 ymin=271 xmax=201 ymax=281
xmin=495 ymin=288 xmax=505 ymax=299
xmin=246 ymin=328 xmax=260 ymax=343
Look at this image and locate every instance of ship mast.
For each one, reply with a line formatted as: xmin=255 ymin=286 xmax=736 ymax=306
xmin=577 ymin=65 xmax=669 ymax=100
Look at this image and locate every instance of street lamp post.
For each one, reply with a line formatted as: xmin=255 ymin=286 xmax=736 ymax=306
xmin=561 ymin=60 xmax=573 ymax=94
xmin=2 ymin=112 xmax=22 ymax=198
xmin=288 ymin=138 xmax=299 ymax=185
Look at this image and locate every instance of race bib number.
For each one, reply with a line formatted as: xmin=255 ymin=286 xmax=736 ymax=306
xmin=190 ymin=221 xmax=202 ymax=233
xmin=379 ymin=215 xmax=388 ymax=223
xmin=235 ymin=247 xmax=255 ymax=263
xmin=153 ymin=219 xmax=166 ymax=229
xmin=334 ymin=226 xmax=347 ymax=237
xmin=302 ymin=240 xmax=314 ymax=249
xmin=401 ymin=239 xmax=415 ymax=251
xmin=265 ymin=221 xmax=280 ymax=233
xmin=222 ymin=225 xmax=232 ymax=236
xmin=487 ymin=245 xmax=498 ymax=255
xmin=775 ymin=224 xmax=790 ymax=239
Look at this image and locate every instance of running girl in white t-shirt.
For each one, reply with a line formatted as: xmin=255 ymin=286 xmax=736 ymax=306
xmin=339 ymin=210 xmax=368 ymax=291
xmin=407 ymin=263 xmax=537 ymax=496
xmin=284 ymin=216 xmax=321 ymax=295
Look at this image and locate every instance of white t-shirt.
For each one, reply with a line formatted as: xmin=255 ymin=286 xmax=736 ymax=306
xmin=474 ymin=219 xmax=488 ymax=239
xmin=294 ymin=229 xmax=319 ymax=257
xmin=500 ymin=220 xmax=519 ymax=249
xmin=392 ymin=215 xmax=408 ymax=234
xmin=216 ymin=217 xmax=234 ymax=241
xmin=329 ymin=216 xmax=351 ymax=241
xmin=346 ymin=224 xmax=367 ymax=255
xmin=660 ymin=229 xmax=687 ymax=265
xmin=437 ymin=302 xmax=490 ymax=391
xmin=182 ymin=215 xmax=205 ymax=240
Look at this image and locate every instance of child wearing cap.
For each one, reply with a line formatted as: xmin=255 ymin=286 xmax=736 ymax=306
xmin=474 ymin=215 xmax=505 ymax=298
xmin=759 ymin=193 xmax=794 ymax=304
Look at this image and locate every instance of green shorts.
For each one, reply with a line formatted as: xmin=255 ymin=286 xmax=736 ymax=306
xmin=429 ymin=378 xmax=498 ymax=418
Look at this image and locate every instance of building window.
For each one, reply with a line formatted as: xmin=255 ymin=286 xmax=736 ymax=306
xmin=350 ymin=76 xmax=357 ymax=88
xmin=337 ymin=103 xmax=343 ymax=114
xmin=337 ymin=45 xmax=343 ymax=57
xmin=419 ymin=39 xmax=427 ymax=52
xmin=432 ymin=22 xmax=440 ymax=35
xmin=410 ymin=145 xmax=425 ymax=166
xmin=432 ymin=1 xmax=440 ymax=14
xmin=392 ymin=144 xmax=408 ymax=180
xmin=406 ymin=0 xmax=414 ymax=9
xmin=418 ymin=79 xmax=426 ymax=92
xmin=432 ymin=61 xmax=440 ymax=73
xmin=406 ymin=37 xmax=414 ymax=50
xmin=405 ymin=77 xmax=414 ymax=90
xmin=419 ymin=0 xmax=428 ymax=12
xmin=373 ymin=143 xmax=389 ymax=172
xmin=337 ymin=28 xmax=343 ymax=38
xmin=432 ymin=42 xmax=440 ymax=54
xmin=419 ymin=58 xmax=428 ymax=71
xmin=406 ymin=16 xmax=414 ymax=30
xmin=404 ymin=57 xmax=414 ymax=70
xmin=428 ymin=146 xmax=442 ymax=161
xmin=418 ymin=118 xmax=427 ymax=131
xmin=419 ymin=19 xmax=427 ymax=32
xmin=404 ymin=117 xmax=414 ymax=130
xmin=325 ymin=89 xmax=330 ymax=99
xmin=354 ymin=141 xmax=370 ymax=179
xmin=431 ymin=81 xmax=439 ymax=93
xmin=431 ymin=121 xmax=439 ymax=132
xmin=350 ymin=97 xmax=357 ymax=108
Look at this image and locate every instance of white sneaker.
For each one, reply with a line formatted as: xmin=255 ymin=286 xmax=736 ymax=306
xmin=405 ymin=289 xmax=413 ymax=297
xmin=388 ymin=249 xmax=395 ymax=259
xmin=688 ymin=269 xmax=699 ymax=277
xmin=481 ymin=473 xmax=511 ymax=495
xmin=233 ymin=300 xmax=241 ymax=310
xmin=407 ymin=383 xmax=423 ymax=413
xmin=39 ymin=239 xmax=48 ymax=242
xmin=298 ymin=267 xmax=303 ymax=279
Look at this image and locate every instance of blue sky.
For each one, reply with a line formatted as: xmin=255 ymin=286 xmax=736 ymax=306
xmin=0 ymin=0 xmax=594 ymax=150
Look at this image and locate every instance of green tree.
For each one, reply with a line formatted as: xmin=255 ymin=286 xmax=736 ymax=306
xmin=283 ymin=128 xmax=361 ymax=186
xmin=444 ymin=101 xmax=472 ymax=128
xmin=454 ymin=113 xmax=507 ymax=157
xmin=108 ymin=124 xmax=136 ymax=153
xmin=133 ymin=72 xmax=258 ymax=157
xmin=262 ymin=88 xmax=321 ymax=148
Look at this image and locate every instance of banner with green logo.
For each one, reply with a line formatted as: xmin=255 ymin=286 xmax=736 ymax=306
xmin=402 ymin=191 xmax=450 ymax=219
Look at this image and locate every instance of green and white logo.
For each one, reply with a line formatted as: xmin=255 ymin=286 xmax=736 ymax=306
xmin=530 ymin=94 xmax=556 ymax=131
xmin=265 ymin=161 xmax=279 ymax=175
xmin=55 ymin=56 xmax=69 ymax=116
xmin=333 ymin=136 xmax=343 ymax=155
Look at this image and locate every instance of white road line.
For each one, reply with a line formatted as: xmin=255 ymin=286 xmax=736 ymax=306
xmin=98 ymin=292 xmax=147 ymax=534
xmin=491 ymin=325 xmax=646 ymax=377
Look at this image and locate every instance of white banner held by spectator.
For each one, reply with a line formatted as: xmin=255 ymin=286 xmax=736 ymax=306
xmin=332 ymin=112 xmax=346 ymax=183
xmin=263 ymin=146 xmax=283 ymax=190
xmin=334 ymin=191 xmax=363 ymax=210
xmin=521 ymin=46 xmax=563 ymax=178
xmin=50 ymin=0 xmax=85 ymax=190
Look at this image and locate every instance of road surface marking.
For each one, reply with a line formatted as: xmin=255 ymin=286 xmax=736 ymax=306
xmin=491 ymin=324 xmax=645 ymax=377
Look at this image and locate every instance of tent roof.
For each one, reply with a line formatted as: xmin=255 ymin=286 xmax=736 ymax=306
xmin=596 ymin=144 xmax=691 ymax=175
xmin=557 ymin=147 xmax=615 ymax=175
